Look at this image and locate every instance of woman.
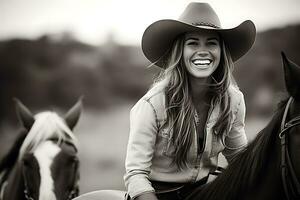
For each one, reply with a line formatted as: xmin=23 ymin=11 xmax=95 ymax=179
xmin=124 ymin=2 xmax=256 ymax=200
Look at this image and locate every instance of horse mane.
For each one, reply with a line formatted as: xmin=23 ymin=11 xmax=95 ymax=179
xmin=18 ymin=111 xmax=78 ymax=160
xmin=0 ymin=128 xmax=27 ymax=188
xmin=0 ymin=129 xmax=27 ymax=174
xmin=188 ymin=98 xmax=289 ymax=199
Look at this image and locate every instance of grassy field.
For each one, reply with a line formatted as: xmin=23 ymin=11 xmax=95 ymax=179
xmin=75 ymin=102 xmax=133 ymax=193
xmin=0 ymin=102 xmax=271 ymax=194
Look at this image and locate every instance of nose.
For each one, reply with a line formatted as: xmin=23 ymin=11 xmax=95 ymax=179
xmin=196 ymin=51 xmax=210 ymax=57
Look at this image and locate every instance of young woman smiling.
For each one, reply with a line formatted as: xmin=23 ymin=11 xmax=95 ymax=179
xmin=124 ymin=2 xmax=256 ymax=200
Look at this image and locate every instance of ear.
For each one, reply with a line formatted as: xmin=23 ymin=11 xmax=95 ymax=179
xmin=282 ymin=52 xmax=300 ymax=100
xmin=13 ymin=98 xmax=35 ymax=131
xmin=64 ymin=97 xmax=83 ymax=130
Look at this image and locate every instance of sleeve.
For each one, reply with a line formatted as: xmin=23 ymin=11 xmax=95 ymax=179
xmin=222 ymin=92 xmax=248 ymax=163
xmin=124 ymin=99 xmax=158 ymax=199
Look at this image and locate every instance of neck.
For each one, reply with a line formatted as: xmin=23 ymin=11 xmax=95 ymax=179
xmin=189 ymin=76 xmax=212 ymax=104
xmin=290 ymin=99 xmax=300 ymax=118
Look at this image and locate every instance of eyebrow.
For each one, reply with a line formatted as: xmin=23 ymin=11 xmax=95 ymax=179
xmin=185 ymin=37 xmax=199 ymax=41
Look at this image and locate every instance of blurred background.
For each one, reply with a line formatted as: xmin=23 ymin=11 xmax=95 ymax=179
xmin=0 ymin=0 xmax=300 ymax=194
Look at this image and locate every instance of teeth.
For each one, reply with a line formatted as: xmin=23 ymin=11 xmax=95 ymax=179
xmin=192 ymin=59 xmax=211 ymax=65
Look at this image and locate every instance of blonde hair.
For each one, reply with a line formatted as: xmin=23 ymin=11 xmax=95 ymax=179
xmin=152 ymin=34 xmax=235 ymax=168
xmin=19 ymin=111 xmax=78 ymax=160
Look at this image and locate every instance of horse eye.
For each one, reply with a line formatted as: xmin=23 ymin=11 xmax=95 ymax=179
xmin=68 ymin=156 xmax=78 ymax=164
xmin=23 ymin=159 xmax=30 ymax=167
xmin=23 ymin=156 xmax=32 ymax=167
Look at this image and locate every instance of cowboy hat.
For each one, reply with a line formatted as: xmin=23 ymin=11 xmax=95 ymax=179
xmin=142 ymin=2 xmax=256 ymax=67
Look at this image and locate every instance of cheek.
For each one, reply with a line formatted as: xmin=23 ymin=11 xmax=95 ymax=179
xmin=183 ymin=45 xmax=193 ymax=58
xmin=183 ymin=47 xmax=193 ymax=66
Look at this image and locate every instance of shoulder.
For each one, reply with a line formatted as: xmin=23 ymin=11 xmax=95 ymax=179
xmin=132 ymin=85 xmax=166 ymax=115
xmin=143 ymin=85 xmax=166 ymax=108
xmin=228 ymin=84 xmax=244 ymax=104
xmin=228 ymin=84 xmax=245 ymax=115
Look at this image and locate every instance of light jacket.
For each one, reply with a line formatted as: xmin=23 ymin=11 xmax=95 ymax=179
xmin=124 ymin=84 xmax=247 ymax=199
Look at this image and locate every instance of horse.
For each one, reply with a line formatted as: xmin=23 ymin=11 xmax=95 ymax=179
xmin=72 ymin=52 xmax=300 ymax=200
xmin=0 ymin=98 xmax=82 ymax=200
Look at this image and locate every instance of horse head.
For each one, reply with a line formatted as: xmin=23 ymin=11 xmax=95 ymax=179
xmin=2 ymin=98 xmax=82 ymax=200
xmin=281 ymin=52 xmax=300 ymax=199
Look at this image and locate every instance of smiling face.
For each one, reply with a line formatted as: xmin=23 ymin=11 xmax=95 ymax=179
xmin=183 ymin=30 xmax=221 ymax=80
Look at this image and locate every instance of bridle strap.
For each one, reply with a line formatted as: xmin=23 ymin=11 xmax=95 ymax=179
xmin=280 ymin=97 xmax=291 ymax=200
xmin=279 ymin=97 xmax=300 ymax=199
xmin=23 ymin=169 xmax=34 ymax=200
xmin=23 ymin=169 xmax=79 ymax=200
xmin=0 ymin=181 xmax=7 ymax=200
xmin=0 ymin=170 xmax=9 ymax=200
xmin=67 ymin=185 xmax=79 ymax=200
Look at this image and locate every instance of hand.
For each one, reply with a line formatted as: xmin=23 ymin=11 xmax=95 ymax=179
xmin=135 ymin=192 xmax=158 ymax=200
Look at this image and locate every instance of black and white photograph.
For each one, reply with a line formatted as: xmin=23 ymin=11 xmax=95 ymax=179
xmin=0 ymin=0 xmax=300 ymax=199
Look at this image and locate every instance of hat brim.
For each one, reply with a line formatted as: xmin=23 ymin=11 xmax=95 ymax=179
xmin=142 ymin=19 xmax=256 ymax=67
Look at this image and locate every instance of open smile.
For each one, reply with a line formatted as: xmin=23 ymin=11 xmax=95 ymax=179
xmin=191 ymin=58 xmax=213 ymax=69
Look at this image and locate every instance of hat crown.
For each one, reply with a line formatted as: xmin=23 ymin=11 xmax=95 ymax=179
xmin=179 ymin=2 xmax=221 ymax=28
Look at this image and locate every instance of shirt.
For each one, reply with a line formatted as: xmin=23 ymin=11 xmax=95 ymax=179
xmin=124 ymin=84 xmax=247 ymax=199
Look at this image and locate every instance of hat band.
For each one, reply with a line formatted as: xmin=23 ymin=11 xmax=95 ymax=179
xmin=191 ymin=22 xmax=220 ymax=29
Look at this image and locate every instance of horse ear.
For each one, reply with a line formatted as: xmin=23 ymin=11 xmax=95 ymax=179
xmin=13 ymin=98 xmax=35 ymax=131
xmin=64 ymin=97 xmax=83 ymax=130
xmin=282 ymin=52 xmax=300 ymax=100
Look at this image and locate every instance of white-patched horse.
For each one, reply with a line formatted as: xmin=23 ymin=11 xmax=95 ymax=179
xmin=0 ymin=98 xmax=82 ymax=200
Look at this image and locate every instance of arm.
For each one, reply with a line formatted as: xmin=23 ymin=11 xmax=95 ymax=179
xmin=124 ymin=99 xmax=158 ymax=199
xmin=135 ymin=192 xmax=158 ymax=200
xmin=222 ymin=93 xmax=248 ymax=164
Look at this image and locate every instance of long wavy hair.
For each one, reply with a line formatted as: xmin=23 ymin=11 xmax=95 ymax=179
xmin=152 ymin=34 xmax=235 ymax=168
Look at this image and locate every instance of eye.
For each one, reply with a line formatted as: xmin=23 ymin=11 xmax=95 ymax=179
xmin=207 ymin=40 xmax=219 ymax=46
xmin=185 ymin=39 xmax=198 ymax=46
xmin=187 ymin=41 xmax=198 ymax=46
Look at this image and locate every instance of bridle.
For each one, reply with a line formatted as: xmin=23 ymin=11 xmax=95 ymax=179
xmin=22 ymin=139 xmax=80 ymax=200
xmin=279 ymin=97 xmax=300 ymax=199
xmin=23 ymin=164 xmax=79 ymax=200
xmin=24 ymin=186 xmax=78 ymax=200
xmin=0 ymin=162 xmax=78 ymax=200
xmin=23 ymin=176 xmax=79 ymax=200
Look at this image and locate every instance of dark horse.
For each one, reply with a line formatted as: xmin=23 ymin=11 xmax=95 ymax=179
xmin=185 ymin=53 xmax=300 ymax=200
xmin=73 ymin=52 xmax=300 ymax=200
xmin=0 ymin=98 xmax=82 ymax=200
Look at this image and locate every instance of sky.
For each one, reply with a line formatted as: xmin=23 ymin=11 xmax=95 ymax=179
xmin=0 ymin=0 xmax=300 ymax=45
